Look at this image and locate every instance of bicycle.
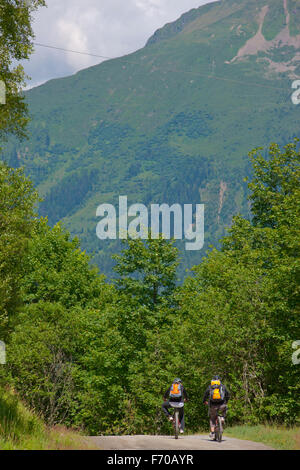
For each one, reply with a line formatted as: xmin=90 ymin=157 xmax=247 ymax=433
xmin=169 ymin=402 xmax=184 ymax=439
xmin=214 ymin=411 xmax=224 ymax=442
xmin=205 ymin=401 xmax=226 ymax=442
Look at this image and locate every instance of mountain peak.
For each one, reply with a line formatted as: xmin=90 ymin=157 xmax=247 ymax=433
xmin=146 ymin=1 xmax=219 ymax=47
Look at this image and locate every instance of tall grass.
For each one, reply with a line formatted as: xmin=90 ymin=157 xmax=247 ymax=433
xmin=0 ymin=387 xmax=94 ymax=450
xmin=226 ymin=424 xmax=300 ymax=450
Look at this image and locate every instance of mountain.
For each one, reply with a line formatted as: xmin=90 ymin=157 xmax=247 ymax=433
xmin=3 ymin=0 xmax=300 ymax=278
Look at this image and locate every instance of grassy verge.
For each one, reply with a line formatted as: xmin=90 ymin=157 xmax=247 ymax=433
xmin=225 ymin=424 xmax=300 ymax=450
xmin=0 ymin=388 xmax=95 ymax=450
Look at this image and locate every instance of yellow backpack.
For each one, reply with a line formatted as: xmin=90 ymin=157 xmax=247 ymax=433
xmin=210 ymin=380 xmax=225 ymax=403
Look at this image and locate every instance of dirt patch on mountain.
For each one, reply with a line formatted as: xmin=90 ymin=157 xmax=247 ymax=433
xmin=226 ymin=0 xmax=300 ymax=77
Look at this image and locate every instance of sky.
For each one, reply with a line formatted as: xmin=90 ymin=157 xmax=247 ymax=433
xmin=24 ymin=0 xmax=217 ymax=88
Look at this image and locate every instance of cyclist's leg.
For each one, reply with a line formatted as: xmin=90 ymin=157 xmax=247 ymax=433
xmin=219 ymin=403 xmax=227 ymax=420
xmin=209 ymin=405 xmax=217 ymax=433
xmin=179 ymin=406 xmax=184 ymax=430
xmin=162 ymin=400 xmax=172 ymax=417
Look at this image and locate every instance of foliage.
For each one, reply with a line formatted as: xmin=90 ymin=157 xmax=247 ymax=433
xmin=1 ymin=139 xmax=299 ymax=436
xmin=6 ymin=218 xmax=116 ymax=428
xmin=0 ymin=0 xmax=46 ymax=144
xmin=113 ymin=235 xmax=179 ymax=309
xmin=20 ymin=218 xmax=108 ymax=309
xmin=0 ymin=163 xmax=38 ymax=340
xmin=177 ymin=140 xmax=300 ymax=427
xmin=39 ymin=169 xmax=100 ymax=225
xmin=8 ymin=302 xmax=96 ymax=427
xmin=226 ymin=424 xmax=300 ymax=450
xmin=262 ymin=0 xmax=286 ymax=41
xmin=0 ymin=387 xmax=93 ymax=450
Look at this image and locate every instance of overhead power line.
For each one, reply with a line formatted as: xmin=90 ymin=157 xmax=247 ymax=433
xmin=33 ymin=42 xmax=293 ymax=96
xmin=33 ymin=42 xmax=113 ymax=60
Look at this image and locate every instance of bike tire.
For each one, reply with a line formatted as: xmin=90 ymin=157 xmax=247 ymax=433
xmin=174 ymin=410 xmax=179 ymax=439
xmin=217 ymin=416 xmax=223 ymax=442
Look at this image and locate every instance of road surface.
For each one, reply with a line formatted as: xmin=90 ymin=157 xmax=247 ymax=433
xmin=87 ymin=434 xmax=274 ymax=450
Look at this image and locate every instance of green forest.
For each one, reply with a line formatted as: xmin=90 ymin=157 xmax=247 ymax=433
xmin=0 ymin=139 xmax=299 ymax=435
xmin=0 ymin=0 xmax=299 ymax=445
xmin=4 ymin=0 xmax=300 ymax=280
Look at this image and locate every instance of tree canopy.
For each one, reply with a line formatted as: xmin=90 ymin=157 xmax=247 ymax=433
xmin=0 ymin=0 xmax=46 ymax=143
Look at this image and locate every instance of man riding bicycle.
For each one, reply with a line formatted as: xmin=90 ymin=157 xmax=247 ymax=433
xmin=203 ymin=375 xmax=230 ymax=439
xmin=162 ymin=378 xmax=189 ymax=434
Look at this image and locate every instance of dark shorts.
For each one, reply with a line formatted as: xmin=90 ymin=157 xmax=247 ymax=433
xmin=209 ymin=403 xmax=227 ymax=428
xmin=162 ymin=401 xmax=185 ymax=430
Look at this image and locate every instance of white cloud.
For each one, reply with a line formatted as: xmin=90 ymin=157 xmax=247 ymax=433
xmin=135 ymin=0 xmax=165 ymax=17
xmin=24 ymin=0 xmax=217 ymax=88
xmin=57 ymin=19 xmax=91 ymax=69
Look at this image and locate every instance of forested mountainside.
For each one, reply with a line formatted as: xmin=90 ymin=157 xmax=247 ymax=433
xmin=3 ymin=0 xmax=300 ymax=277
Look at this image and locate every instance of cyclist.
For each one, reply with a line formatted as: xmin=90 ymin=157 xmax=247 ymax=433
xmin=203 ymin=375 xmax=230 ymax=439
xmin=162 ymin=378 xmax=188 ymax=434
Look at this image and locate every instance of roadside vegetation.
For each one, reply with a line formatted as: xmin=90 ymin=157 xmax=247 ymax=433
xmin=226 ymin=425 xmax=300 ymax=450
xmin=0 ymin=388 xmax=94 ymax=450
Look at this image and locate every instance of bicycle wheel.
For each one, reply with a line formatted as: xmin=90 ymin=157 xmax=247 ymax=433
xmin=174 ymin=410 xmax=179 ymax=439
xmin=217 ymin=416 xmax=223 ymax=442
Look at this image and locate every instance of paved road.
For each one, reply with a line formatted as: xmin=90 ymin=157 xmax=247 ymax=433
xmin=88 ymin=434 xmax=274 ymax=450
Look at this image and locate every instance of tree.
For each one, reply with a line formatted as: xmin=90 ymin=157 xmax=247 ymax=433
xmin=0 ymin=163 xmax=38 ymax=340
xmin=0 ymin=1 xmax=47 ymax=335
xmin=248 ymin=140 xmax=300 ymax=229
xmin=224 ymin=140 xmax=300 ymax=340
xmin=0 ymin=0 xmax=46 ymax=144
xmin=8 ymin=301 xmax=130 ymax=430
xmin=113 ymin=235 xmax=179 ymax=309
xmin=20 ymin=218 xmax=109 ymax=309
xmin=7 ymin=219 xmax=119 ymax=430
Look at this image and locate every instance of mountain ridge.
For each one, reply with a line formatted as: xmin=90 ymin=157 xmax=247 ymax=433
xmin=146 ymin=1 xmax=220 ymax=47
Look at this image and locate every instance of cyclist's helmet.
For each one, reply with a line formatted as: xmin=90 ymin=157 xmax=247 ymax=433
xmin=173 ymin=378 xmax=182 ymax=384
xmin=212 ymin=375 xmax=221 ymax=382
